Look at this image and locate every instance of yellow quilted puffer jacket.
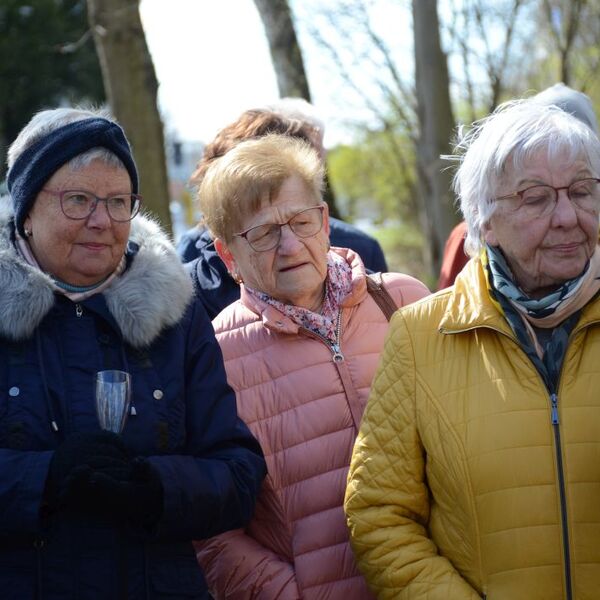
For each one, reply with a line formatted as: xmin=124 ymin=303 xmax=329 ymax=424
xmin=345 ymin=258 xmax=600 ymax=600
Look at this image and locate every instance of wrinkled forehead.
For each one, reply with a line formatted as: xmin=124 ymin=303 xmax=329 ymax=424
xmin=499 ymin=141 xmax=596 ymax=185
xmin=233 ymin=175 xmax=319 ymax=227
xmin=229 ymin=182 xmax=282 ymax=234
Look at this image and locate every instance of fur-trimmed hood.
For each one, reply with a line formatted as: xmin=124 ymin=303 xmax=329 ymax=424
xmin=0 ymin=201 xmax=193 ymax=347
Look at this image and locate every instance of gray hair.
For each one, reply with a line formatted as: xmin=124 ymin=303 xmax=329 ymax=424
xmin=531 ymin=82 xmax=599 ymax=135
xmin=7 ymin=106 xmax=125 ymax=172
xmin=265 ymin=97 xmax=326 ymax=135
xmin=453 ymin=99 xmax=600 ymax=256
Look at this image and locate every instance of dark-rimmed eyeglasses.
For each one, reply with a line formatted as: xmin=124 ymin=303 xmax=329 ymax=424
xmin=42 ymin=189 xmax=142 ymax=222
xmin=233 ymin=205 xmax=325 ymax=252
xmin=495 ymin=178 xmax=600 ymax=219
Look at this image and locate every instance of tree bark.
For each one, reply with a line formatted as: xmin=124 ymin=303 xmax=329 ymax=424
xmin=87 ymin=0 xmax=172 ymax=232
xmin=253 ymin=0 xmax=339 ymax=218
xmin=253 ymin=0 xmax=311 ymax=99
xmin=413 ymin=0 xmax=459 ymax=277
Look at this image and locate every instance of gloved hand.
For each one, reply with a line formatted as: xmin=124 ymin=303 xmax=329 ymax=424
xmin=69 ymin=457 xmax=164 ymax=531
xmin=45 ymin=431 xmax=132 ymax=511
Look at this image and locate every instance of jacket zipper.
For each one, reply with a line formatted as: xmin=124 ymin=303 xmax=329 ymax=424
xmin=301 ymin=310 xmax=344 ymax=362
xmin=549 ymin=391 xmax=572 ymax=600
xmin=442 ymin=323 xmax=575 ymax=598
xmin=75 ymin=303 xmax=83 ymax=317
xmin=300 ymin=310 xmax=367 ymax=430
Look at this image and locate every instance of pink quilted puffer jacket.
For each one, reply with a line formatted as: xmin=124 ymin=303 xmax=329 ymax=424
xmin=195 ymin=248 xmax=430 ymax=599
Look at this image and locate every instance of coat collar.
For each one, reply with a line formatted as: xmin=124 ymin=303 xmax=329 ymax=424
xmin=0 ymin=202 xmax=193 ymax=347
xmin=438 ymin=258 xmax=513 ymax=336
xmin=238 ymin=247 xmax=369 ymax=334
xmin=438 ymin=256 xmax=600 ymax=336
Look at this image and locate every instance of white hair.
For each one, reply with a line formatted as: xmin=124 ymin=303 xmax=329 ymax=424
xmin=7 ymin=106 xmax=124 ymax=171
xmin=453 ymin=100 xmax=600 ymax=256
xmin=265 ymin=97 xmax=325 ymax=135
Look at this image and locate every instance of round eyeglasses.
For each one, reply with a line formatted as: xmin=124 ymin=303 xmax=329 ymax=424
xmin=495 ymin=178 xmax=600 ymax=220
xmin=42 ymin=189 xmax=142 ymax=222
xmin=233 ymin=206 xmax=325 ymax=252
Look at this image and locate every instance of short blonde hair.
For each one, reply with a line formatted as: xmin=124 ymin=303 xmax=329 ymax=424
xmin=199 ymin=134 xmax=324 ymax=241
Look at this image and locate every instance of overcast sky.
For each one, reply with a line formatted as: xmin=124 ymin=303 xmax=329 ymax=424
xmin=141 ymin=0 xmax=294 ymax=145
xmin=140 ymin=0 xmax=413 ymax=149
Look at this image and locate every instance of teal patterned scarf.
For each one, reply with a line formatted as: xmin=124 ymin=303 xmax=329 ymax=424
xmin=486 ymin=244 xmax=600 ymax=391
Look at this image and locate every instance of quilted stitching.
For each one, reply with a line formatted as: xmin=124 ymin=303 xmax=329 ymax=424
xmin=199 ymin=269 xmax=430 ymax=599
xmin=346 ymin=260 xmax=600 ymax=599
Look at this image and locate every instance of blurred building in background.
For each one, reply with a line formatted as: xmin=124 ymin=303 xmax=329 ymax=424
xmin=165 ymin=136 xmax=204 ymax=241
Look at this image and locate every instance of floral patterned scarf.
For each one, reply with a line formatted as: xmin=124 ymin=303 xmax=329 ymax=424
xmin=247 ymin=251 xmax=353 ymax=343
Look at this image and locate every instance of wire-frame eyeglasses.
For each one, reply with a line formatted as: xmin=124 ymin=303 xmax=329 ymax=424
xmin=42 ymin=189 xmax=142 ymax=222
xmin=233 ymin=205 xmax=325 ymax=252
xmin=494 ymin=178 xmax=600 ymax=219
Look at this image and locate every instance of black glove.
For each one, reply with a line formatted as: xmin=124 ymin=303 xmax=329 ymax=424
xmin=45 ymin=431 xmax=132 ymax=511
xmin=70 ymin=457 xmax=164 ymax=531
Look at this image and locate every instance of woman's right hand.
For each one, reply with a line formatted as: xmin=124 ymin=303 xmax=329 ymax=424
xmin=44 ymin=432 xmax=163 ymax=530
xmin=44 ymin=431 xmax=132 ymax=512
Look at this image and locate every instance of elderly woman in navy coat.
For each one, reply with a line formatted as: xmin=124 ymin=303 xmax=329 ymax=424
xmin=0 ymin=107 xmax=266 ymax=599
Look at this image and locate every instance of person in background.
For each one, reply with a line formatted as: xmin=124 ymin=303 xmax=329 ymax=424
xmin=346 ymin=100 xmax=600 ymax=598
xmin=533 ymin=82 xmax=599 ymax=132
xmin=437 ymin=220 xmax=468 ymax=289
xmin=194 ymin=134 xmax=429 ymax=599
xmin=437 ymin=82 xmax=599 ymax=290
xmin=177 ymin=105 xmax=388 ymax=319
xmin=0 ymin=107 xmax=265 ymax=599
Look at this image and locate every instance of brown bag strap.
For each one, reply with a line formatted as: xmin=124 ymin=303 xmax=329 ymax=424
xmin=366 ymin=272 xmax=397 ymax=322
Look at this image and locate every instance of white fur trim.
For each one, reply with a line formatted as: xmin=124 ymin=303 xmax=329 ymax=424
xmin=0 ymin=201 xmax=193 ymax=346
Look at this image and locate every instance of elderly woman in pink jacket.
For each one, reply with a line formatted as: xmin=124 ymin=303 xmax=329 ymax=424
xmin=193 ymin=134 xmax=429 ymax=599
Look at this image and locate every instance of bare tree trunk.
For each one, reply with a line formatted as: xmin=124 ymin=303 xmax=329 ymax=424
xmin=542 ymin=0 xmax=585 ymax=86
xmin=253 ymin=0 xmax=339 ymax=218
xmin=413 ymin=0 xmax=459 ymax=278
xmin=87 ymin=0 xmax=172 ymax=232
xmin=253 ymin=0 xmax=311 ymax=99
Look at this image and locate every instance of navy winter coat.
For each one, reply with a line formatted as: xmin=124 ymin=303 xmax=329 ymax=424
xmin=177 ymin=219 xmax=388 ymax=319
xmin=0 ymin=207 xmax=266 ymax=599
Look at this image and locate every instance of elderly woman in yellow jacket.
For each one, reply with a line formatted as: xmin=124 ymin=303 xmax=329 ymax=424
xmin=345 ymin=99 xmax=600 ymax=599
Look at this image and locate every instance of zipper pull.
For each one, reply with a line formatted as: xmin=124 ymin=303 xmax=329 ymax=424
xmin=75 ymin=304 xmax=83 ymax=318
xmin=331 ymin=344 xmax=344 ymax=363
xmin=550 ymin=393 xmax=559 ymax=425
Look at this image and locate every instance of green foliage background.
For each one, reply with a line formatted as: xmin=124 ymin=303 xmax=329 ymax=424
xmin=0 ymin=0 xmax=104 ymax=177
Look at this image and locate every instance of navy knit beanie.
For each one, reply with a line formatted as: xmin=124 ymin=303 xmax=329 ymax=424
xmin=7 ymin=117 xmax=139 ymax=236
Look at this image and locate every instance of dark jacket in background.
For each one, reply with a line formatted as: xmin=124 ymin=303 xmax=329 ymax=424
xmin=178 ymin=219 xmax=388 ymax=319
xmin=0 ymin=206 xmax=266 ymax=599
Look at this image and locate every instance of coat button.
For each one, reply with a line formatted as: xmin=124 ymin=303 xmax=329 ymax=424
xmin=153 ymin=389 xmax=164 ymax=400
xmin=8 ymin=386 xmax=20 ymax=397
